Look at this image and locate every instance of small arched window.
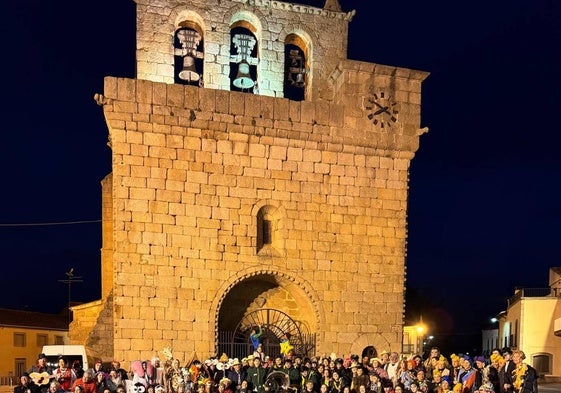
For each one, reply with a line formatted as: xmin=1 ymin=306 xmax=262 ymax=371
xmin=256 ymin=205 xmax=283 ymax=256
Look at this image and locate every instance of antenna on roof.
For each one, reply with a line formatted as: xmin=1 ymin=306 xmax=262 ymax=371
xmin=58 ymin=268 xmax=83 ymax=324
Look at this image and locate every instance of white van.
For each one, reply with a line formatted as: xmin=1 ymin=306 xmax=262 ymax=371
xmin=41 ymin=345 xmax=93 ymax=372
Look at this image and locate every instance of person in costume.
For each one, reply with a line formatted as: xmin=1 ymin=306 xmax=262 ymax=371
xmin=279 ymin=340 xmax=294 ymax=361
xmin=14 ymin=373 xmax=42 ymax=393
xmin=499 ymin=349 xmax=515 ymax=393
xmin=487 ymin=353 xmax=502 ymax=393
xmin=249 ymin=326 xmax=263 ymax=352
xmin=511 ymin=350 xmax=538 ymax=393
xmin=457 ymin=357 xmax=481 ymax=393
xmin=448 ymin=356 xmax=463 ymax=386
xmin=53 ymin=357 xmax=77 ymax=392
xmin=165 ymin=358 xmax=185 ymax=393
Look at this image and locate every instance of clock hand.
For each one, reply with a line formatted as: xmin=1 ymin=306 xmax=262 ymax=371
xmin=373 ymin=106 xmax=389 ymax=116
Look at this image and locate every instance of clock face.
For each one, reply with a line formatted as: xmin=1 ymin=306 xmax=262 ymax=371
xmin=365 ymin=89 xmax=399 ymax=128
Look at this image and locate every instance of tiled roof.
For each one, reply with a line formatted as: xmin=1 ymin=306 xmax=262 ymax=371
xmin=0 ymin=308 xmax=68 ymax=331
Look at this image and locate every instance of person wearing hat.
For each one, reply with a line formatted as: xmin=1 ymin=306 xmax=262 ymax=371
xmin=14 ymin=373 xmax=42 ymax=393
xmin=28 ymin=354 xmax=54 ymax=393
xmin=244 ymin=357 xmax=268 ymax=393
xmin=219 ymin=377 xmax=234 ymax=393
xmin=227 ymin=359 xmax=246 ymax=391
xmin=369 ymin=359 xmax=388 ymax=384
xmin=449 ymin=355 xmax=463 ymax=386
xmin=457 ymin=356 xmax=482 ymax=393
xmin=439 ymin=378 xmax=452 ymax=393
xmin=473 ymin=356 xmax=487 ymax=379
xmin=487 ymin=353 xmax=502 ymax=393
xmin=498 ymin=349 xmax=515 ymax=393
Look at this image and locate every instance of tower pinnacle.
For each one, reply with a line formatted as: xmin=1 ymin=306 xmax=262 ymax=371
xmin=323 ymin=0 xmax=341 ymax=12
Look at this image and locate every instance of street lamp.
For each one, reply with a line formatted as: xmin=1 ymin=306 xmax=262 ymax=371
xmin=416 ymin=324 xmax=425 ymax=356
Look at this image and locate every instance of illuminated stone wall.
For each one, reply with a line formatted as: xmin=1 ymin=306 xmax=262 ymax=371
xmin=134 ymin=0 xmax=353 ymax=100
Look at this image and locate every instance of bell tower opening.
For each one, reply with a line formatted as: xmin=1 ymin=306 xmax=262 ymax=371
xmin=174 ymin=23 xmax=204 ymax=86
xmin=230 ymin=24 xmax=258 ymax=93
xmin=284 ymin=33 xmax=309 ymax=101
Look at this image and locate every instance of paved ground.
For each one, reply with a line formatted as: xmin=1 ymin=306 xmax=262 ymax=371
xmin=539 ymin=382 xmax=561 ymax=392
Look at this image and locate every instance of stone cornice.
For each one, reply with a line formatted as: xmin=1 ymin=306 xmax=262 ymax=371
xmin=232 ymin=0 xmax=356 ymax=21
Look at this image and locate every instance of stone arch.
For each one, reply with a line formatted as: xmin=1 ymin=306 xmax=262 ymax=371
xmin=279 ymin=27 xmax=315 ymax=100
xmin=279 ymin=28 xmax=314 ymax=64
xmin=349 ymin=332 xmax=395 ymax=357
xmin=210 ymin=265 xmax=325 ymax=350
xmin=174 ymin=9 xmax=207 ymax=32
xmin=251 ymin=199 xmax=286 ymax=218
xmin=169 ymin=8 xmax=207 ymax=85
xmin=224 ymin=7 xmax=267 ymax=38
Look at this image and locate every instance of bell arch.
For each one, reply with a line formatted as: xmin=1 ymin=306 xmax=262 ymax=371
xmin=283 ymin=30 xmax=313 ymax=101
xmin=227 ymin=10 xmax=264 ymax=93
xmin=171 ymin=9 xmax=206 ymax=85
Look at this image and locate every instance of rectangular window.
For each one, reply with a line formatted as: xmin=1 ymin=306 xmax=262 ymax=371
xmin=55 ymin=335 xmax=64 ymax=345
xmin=13 ymin=333 xmax=26 ymax=347
xmin=15 ymin=358 xmax=26 ymax=379
xmin=533 ymin=354 xmax=551 ymax=375
xmin=37 ymin=334 xmax=48 ymax=348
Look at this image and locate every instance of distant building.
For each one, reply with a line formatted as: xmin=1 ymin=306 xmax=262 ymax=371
xmin=481 ymin=323 xmax=499 ymax=357
xmin=496 ymin=267 xmax=561 ymax=382
xmin=0 ymin=308 xmax=68 ymax=384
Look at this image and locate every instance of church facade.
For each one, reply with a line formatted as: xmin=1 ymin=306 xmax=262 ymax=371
xmin=70 ymin=0 xmax=429 ymax=363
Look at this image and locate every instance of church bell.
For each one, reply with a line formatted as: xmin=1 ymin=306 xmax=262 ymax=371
xmin=178 ymin=55 xmax=200 ymax=82
xmin=233 ymin=60 xmax=255 ymax=89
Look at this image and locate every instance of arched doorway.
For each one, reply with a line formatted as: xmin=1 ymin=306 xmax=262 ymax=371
xmin=215 ymin=274 xmax=317 ymax=360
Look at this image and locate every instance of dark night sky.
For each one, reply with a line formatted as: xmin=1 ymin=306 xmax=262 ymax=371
xmin=1 ymin=0 xmax=560 ymax=352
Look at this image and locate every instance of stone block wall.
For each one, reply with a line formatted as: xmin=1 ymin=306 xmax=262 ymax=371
xmin=92 ymin=61 xmax=426 ymax=360
xmin=70 ymin=297 xmax=114 ymax=362
xmin=134 ymin=0 xmax=354 ymax=99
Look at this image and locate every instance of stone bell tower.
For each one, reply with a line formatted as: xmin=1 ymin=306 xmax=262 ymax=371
xmin=72 ymin=0 xmax=429 ymax=363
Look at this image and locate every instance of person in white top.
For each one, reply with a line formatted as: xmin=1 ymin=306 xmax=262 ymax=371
xmin=384 ymin=352 xmax=400 ymax=385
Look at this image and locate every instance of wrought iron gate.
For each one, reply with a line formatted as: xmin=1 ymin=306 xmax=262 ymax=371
xmin=217 ymin=308 xmax=316 ymax=359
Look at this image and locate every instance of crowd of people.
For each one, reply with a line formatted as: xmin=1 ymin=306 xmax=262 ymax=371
xmin=14 ymin=345 xmax=539 ymax=393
